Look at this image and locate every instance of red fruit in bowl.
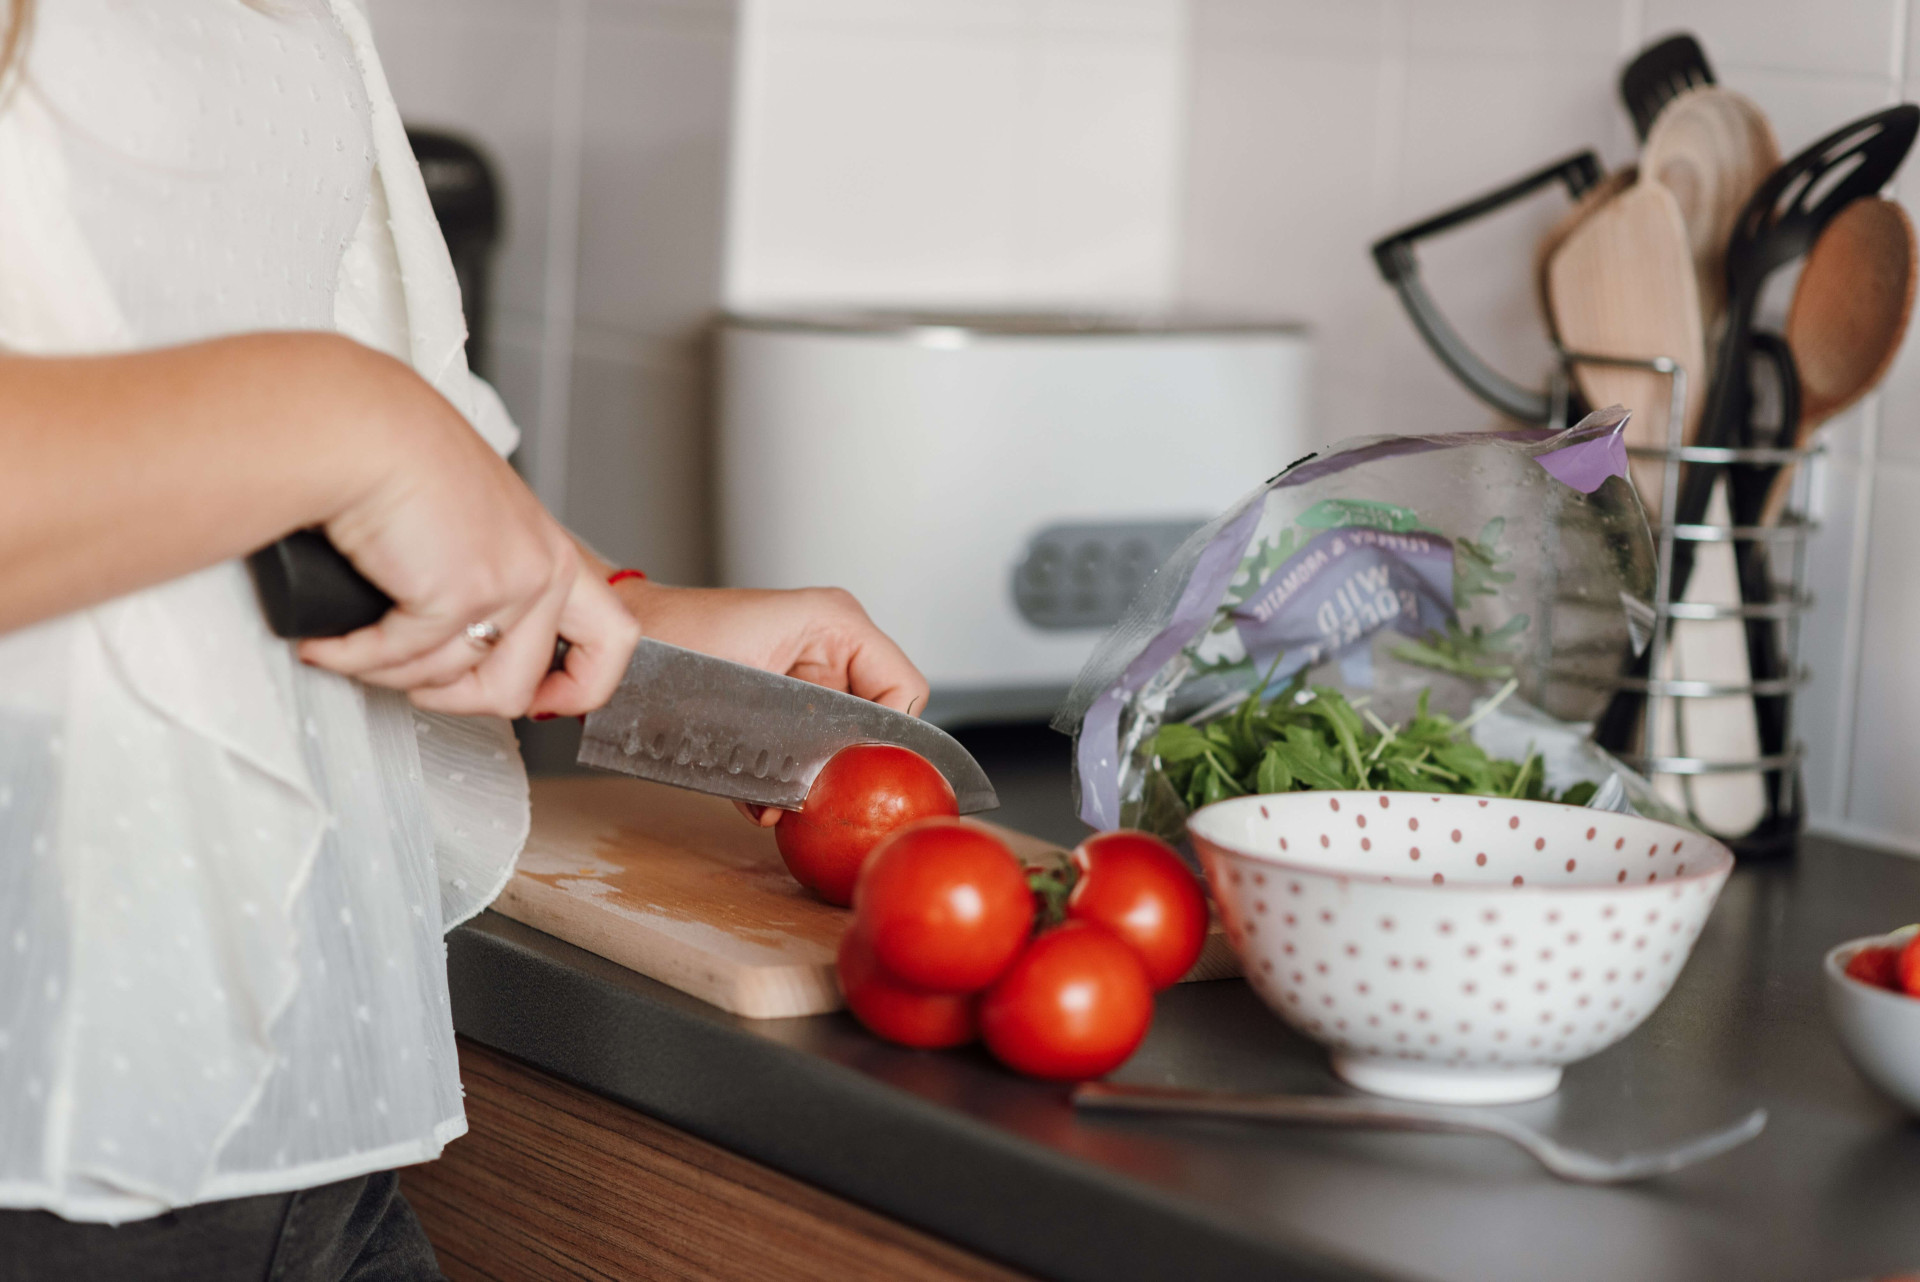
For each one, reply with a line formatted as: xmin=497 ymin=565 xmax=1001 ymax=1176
xmin=1900 ymin=934 xmax=1920 ymax=998
xmin=776 ymin=743 xmax=958 ymax=906
xmin=1068 ymin=830 xmax=1208 ymax=990
xmin=1845 ymin=944 xmax=1902 ymax=991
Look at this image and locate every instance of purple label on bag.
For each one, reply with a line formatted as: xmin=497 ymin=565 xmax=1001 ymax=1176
xmin=1534 ymin=429 xmax=1630 ymax=494
xmin=1229 ymin=526 xmax=1454 ymax=676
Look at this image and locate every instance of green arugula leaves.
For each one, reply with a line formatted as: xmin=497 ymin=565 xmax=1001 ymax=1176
xmin=1147 ymin=672 xmax=1597 ymax=814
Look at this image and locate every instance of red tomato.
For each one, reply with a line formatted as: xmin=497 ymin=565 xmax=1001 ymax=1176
xmin=852 ymin=819 xmax=1032 ymax=992
xmin=776 ymin=744 xmax=958 ymax=906
xmin=1068 ymin=830 xmax=1208 ymax=990
xmin=1845 ymin=945 xmax=1902 ymax=991
xmin=836 ymin=930 xmax=977 ymax=1049
xmin=1900 ymin=935 xmax=1920 ymax=997
xmin=979 ymin=921 xmax=1153 ymax=1081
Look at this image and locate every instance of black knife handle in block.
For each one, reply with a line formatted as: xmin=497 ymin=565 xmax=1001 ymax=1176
xmin=247 ymin=530 xmax=392 ymax=639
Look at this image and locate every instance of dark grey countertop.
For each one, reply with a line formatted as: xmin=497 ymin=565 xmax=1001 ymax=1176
xmin=459 ymin=723 xmax=1920 ymax=1282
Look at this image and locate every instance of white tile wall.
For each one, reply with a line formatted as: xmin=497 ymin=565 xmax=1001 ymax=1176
xmin=368 ymin=0 xmax=564 ymax=423
xmin=371 ymin=0 xmax=737 ymax=583
xmin=1797 ymin=453 xmax=1867 ymax=821
xmin=1871 ymin=151 xmax=1920 ymax=467
xmin=1643 ymin=0 xmax=1902 ymax=79
xmin=1845 ymin=458 xmax=1920 ymax=836
xmin=576 ymin=1 xmax=738 ymax=347
xmin=722 ymin=0 xmax=1188 ymax=308
xmin=565 ymin=336 xmax=713 ymax=583
xmin=1177 ymin=0 xmax=1402 ymax=446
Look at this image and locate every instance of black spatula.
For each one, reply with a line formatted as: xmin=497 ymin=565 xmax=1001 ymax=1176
xmin=1621 ymin=34 xmax=1715 ymax=141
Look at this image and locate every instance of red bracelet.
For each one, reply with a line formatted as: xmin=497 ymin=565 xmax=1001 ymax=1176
xmin=608 ymin=569 xmax=646 ymax=586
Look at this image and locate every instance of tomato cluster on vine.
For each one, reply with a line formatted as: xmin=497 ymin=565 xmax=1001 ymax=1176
xmin=778 ymin=745 xmax=1210 ymax=1080
xmin=843 ymin=818 xmax=1212 ymax=1080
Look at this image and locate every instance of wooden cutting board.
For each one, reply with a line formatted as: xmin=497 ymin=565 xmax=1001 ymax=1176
xmin=496 ymin=776 xmax=1241 ymax=1019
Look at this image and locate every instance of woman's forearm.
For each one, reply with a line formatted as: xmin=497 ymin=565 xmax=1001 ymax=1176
xmin=0 ymin=332 xmax=411 ymax=632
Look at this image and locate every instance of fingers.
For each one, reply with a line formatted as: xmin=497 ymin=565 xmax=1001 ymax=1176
xmin=304 ymin=536 xmax=637 ymax=720
xmin=577 ymin=579 xmax=929 ymax=729
xmin=527 ymin=567 xmax=641 ymax=718
xmin=297 ymin=609 xmax=482 ymax=683
xmin=298 ymin=554 xmax=546 ymax=684
xmin=840 ymin=627 xmax=931 ymax=716
xmin=774 ymin=587 xmax=928 ymax=715
xmin=734 ymin=801 xmax=785 ymax=828
xmin=345 ymin=603 xmax=534 ymax=692
xmin=749 ymin=588 xmax=930 ymax=716
xmin=406 ymin=574 xmax=570 ymax=718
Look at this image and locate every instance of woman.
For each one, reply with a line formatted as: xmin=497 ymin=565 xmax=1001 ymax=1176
xmin=0 ymin=2 xmax=927 ymax=1278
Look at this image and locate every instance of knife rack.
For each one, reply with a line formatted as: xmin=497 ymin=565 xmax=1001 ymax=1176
xmin=1534 ymin=350 xmax=1819 ymax=858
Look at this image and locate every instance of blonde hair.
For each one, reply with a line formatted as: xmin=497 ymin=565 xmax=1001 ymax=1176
xmin=0 ymin=0 xmax=29 ymax=96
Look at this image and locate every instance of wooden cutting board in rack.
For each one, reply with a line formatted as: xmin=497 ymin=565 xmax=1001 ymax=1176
xmin=494 ymin=776 xmax=1240 ymax=1020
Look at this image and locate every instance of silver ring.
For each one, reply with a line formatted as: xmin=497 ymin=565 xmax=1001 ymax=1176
xmin=464 ymin=620 xmax=503 ymax=650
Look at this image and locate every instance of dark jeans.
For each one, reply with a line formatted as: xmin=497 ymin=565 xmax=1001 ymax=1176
xmin=0 ymin=1169 xmax=445 ymax=1282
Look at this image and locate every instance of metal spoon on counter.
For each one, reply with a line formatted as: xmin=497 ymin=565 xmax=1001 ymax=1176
xmin=1072 ymin=1082 xmax=1767 ymax=1185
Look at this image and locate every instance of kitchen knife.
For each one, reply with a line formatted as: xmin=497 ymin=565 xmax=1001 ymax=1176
xmin=579 ymin=638 xmax=996 ymax=813
xmin=247 ymin=530 xmax=998 ymax=813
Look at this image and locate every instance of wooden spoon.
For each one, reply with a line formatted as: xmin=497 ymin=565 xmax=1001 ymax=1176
xmin=1546 ymin=177 xmax=1705 ymax=510
xmin=1642 ymin=87 xmax=1780 ymax=337
xmin=1534 ymin=166 xmax=1636 ymax=326
xmin=1762 ymin=197 xmax=1918 ymax=523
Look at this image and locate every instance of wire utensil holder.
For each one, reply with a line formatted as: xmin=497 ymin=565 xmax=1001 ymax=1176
xmin=1370 ymin=155 xmax=1831 ymax=855
xmin=1537 ymin=350 xmax=1818 ymax=857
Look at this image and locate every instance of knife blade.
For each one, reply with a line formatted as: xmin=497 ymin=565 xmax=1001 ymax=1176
xmin=246 ymin=530 xmax=998 ymax=813
xmin=578 ymin=638 xmax=997 ymax=813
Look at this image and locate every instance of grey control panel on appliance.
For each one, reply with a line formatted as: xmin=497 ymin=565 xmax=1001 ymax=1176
xmin=1012 ymin=520 xmax=1203 ymax=631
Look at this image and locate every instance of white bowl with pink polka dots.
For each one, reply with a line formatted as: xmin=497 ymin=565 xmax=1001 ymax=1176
xmin=1188 ymin=792 xmax=1733 ymax=1105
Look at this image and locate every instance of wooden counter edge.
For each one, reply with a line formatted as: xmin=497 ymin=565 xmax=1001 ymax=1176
xmin=403 ymin=1037 xmax=1033 ymax=1282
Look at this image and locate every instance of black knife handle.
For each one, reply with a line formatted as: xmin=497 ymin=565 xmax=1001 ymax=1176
xmin=247 ymin=530 xmax=393 ymax=638
xmin=247 ymin=532 xmax=575 ymax=675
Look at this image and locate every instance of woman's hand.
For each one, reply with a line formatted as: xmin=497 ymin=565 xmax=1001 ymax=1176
xmin=0 ymin=332 xmax=638 ymax=713
xmin=295 ymin=351 xmax=640 ymax=719
xmin=593 ymin=570 xmax=932 ymax=826
xmin=620 ymin=583 xmax=928 ymax=711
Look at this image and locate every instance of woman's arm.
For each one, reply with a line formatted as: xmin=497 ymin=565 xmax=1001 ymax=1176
xmin=0 ymin=333 xmax=388 ymax=629
xmin=1 ymin=331 xmax=637 ymax=718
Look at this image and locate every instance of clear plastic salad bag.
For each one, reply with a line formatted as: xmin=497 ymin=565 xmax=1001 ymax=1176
xmin=1056 ymin=408 xmax=1670 ymax=842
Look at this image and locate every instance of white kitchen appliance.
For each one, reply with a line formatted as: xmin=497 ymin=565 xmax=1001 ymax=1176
xmin=717 ymin=311 xmax=1312 ymax=723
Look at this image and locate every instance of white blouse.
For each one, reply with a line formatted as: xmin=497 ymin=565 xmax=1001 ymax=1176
xmin=0 ymin=0 xmax=530 ymax=1223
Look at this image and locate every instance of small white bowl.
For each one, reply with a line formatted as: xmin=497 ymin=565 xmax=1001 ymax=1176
xmin=1189 ymin=792 xmax=1734 ymax=1105
xmin=1824 ymin=926 xmax=1920 ymax=1115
